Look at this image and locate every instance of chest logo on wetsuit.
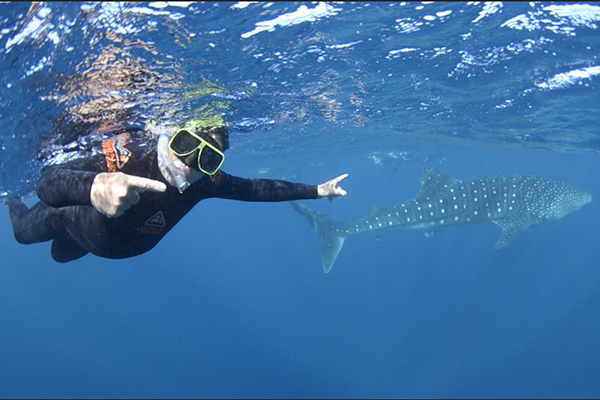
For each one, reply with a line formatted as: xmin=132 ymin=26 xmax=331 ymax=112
xmin=136 ymin=211 xmax=167 ymax=235
xmin=102 ymin=133 xmax=132 ymax=172
xmin=145 ymin=211 xmax=166 ymax=227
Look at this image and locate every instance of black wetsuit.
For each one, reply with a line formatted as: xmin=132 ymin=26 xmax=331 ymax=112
xmin=9 ymin=131 xmax=317 ymax=263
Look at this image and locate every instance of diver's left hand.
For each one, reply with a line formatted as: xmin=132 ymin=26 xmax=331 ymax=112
xmin=317 ymin=174 xmax=349 ymax=202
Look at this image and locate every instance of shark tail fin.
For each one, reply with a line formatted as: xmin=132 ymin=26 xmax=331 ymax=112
xmin=290 ymin=202 xmax=349 ymax=274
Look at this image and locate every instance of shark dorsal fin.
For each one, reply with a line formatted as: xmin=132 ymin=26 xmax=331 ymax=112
xmin=418 ymin=167 xmax=459 ymax=198
xmin=492 ymin=214 xmax=535 ymax=249
xmin=370 ymin=204 xmax=390 ymax=217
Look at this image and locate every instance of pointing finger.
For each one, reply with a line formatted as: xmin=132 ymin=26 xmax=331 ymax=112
xmin=333 ymin=173 xmax=349 ymax=184
xmin=127 ymin=176 xmax=167 ymax=193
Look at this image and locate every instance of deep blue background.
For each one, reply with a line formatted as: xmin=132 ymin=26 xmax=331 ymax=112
xmin=1 ymin=2 xmax=600 ymax=398
xmin=1 ymin=147 xmax=599 ymax=398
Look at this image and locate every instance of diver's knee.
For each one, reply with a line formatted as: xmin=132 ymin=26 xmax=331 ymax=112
xmin=8 ymin=197 xmax=28 ymax=220
xmin=13 ymin=230 xmax=32 ymax=244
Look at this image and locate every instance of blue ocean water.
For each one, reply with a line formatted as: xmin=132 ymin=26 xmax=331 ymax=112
xmin=1 ymin=1 xmax=599 ymax=398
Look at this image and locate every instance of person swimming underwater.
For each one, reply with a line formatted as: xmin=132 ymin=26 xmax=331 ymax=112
xmin=8 ymin=117 xmax=348 ymax=262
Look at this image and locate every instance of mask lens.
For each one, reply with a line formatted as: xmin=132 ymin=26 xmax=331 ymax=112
xmin=199 ymin=146 xmax=224 ymax=174
xmin=170 ymin=130 xmax=201 ymax=155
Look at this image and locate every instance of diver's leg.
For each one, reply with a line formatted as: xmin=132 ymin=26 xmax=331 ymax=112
xmin=9 ymin=198 xmax=90 ymax=262
xmin=51 ymin=236 xmax=88 ymax=263
xmin=53 ymin=206 xmax=104 ymax=260
xmin=8 ymin=198 xmax=62 ymax=244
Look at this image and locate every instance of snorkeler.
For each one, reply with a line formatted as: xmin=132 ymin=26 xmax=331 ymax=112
xmin=7 ymin=118 xmax=348 ymax=263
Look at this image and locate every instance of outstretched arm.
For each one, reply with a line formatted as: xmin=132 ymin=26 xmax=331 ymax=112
xmin=211 ymin=171 xmax=349 ymax=202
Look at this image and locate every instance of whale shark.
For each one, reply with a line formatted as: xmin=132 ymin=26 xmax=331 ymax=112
xmin=292 ymin=167 xmax=592 ymax=273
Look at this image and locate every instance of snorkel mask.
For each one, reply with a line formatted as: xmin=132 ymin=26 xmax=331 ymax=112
xmin=169 ymin=117 xmax=229 ymax=176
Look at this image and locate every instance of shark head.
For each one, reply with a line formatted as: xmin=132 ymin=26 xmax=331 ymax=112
xmin=525 ymin=177 xmax=592 ymax=222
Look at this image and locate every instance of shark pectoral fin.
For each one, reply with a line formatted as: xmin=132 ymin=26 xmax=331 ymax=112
xmin=492 ymin=215 xmax=533 ymax=249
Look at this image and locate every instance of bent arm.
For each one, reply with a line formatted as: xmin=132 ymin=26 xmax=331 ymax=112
xmin=213 ymin=172 xmax=318 ymax=202
xmin=37 ymin=155 xmax=106 ymax=207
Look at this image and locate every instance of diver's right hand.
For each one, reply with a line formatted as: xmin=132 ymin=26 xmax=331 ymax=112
xmin=90 ymin=172 xmax=167 ymax=218
xmin=317 ymin=173 xmax=349 ymax=202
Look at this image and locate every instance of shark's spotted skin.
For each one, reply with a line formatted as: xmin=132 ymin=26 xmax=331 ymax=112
xmin=292 ymin=168 xmax=592 ymax=273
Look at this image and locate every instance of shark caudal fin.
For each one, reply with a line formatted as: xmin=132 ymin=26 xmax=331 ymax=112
xmin=290 ymin=202 xmax=350 ymax=274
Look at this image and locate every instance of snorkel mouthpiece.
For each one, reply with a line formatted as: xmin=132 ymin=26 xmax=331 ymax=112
xmin=168 ymin=161 xmax=191 ymax=194
xmin=158 ymin=133 xmax=190 ymax=194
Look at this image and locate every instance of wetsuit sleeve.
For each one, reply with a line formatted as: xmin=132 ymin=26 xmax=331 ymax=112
xmin=212 ymin=171 xmax=318 ymax=202
xmin=36 ymin=154 xmax=107 ymax=207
